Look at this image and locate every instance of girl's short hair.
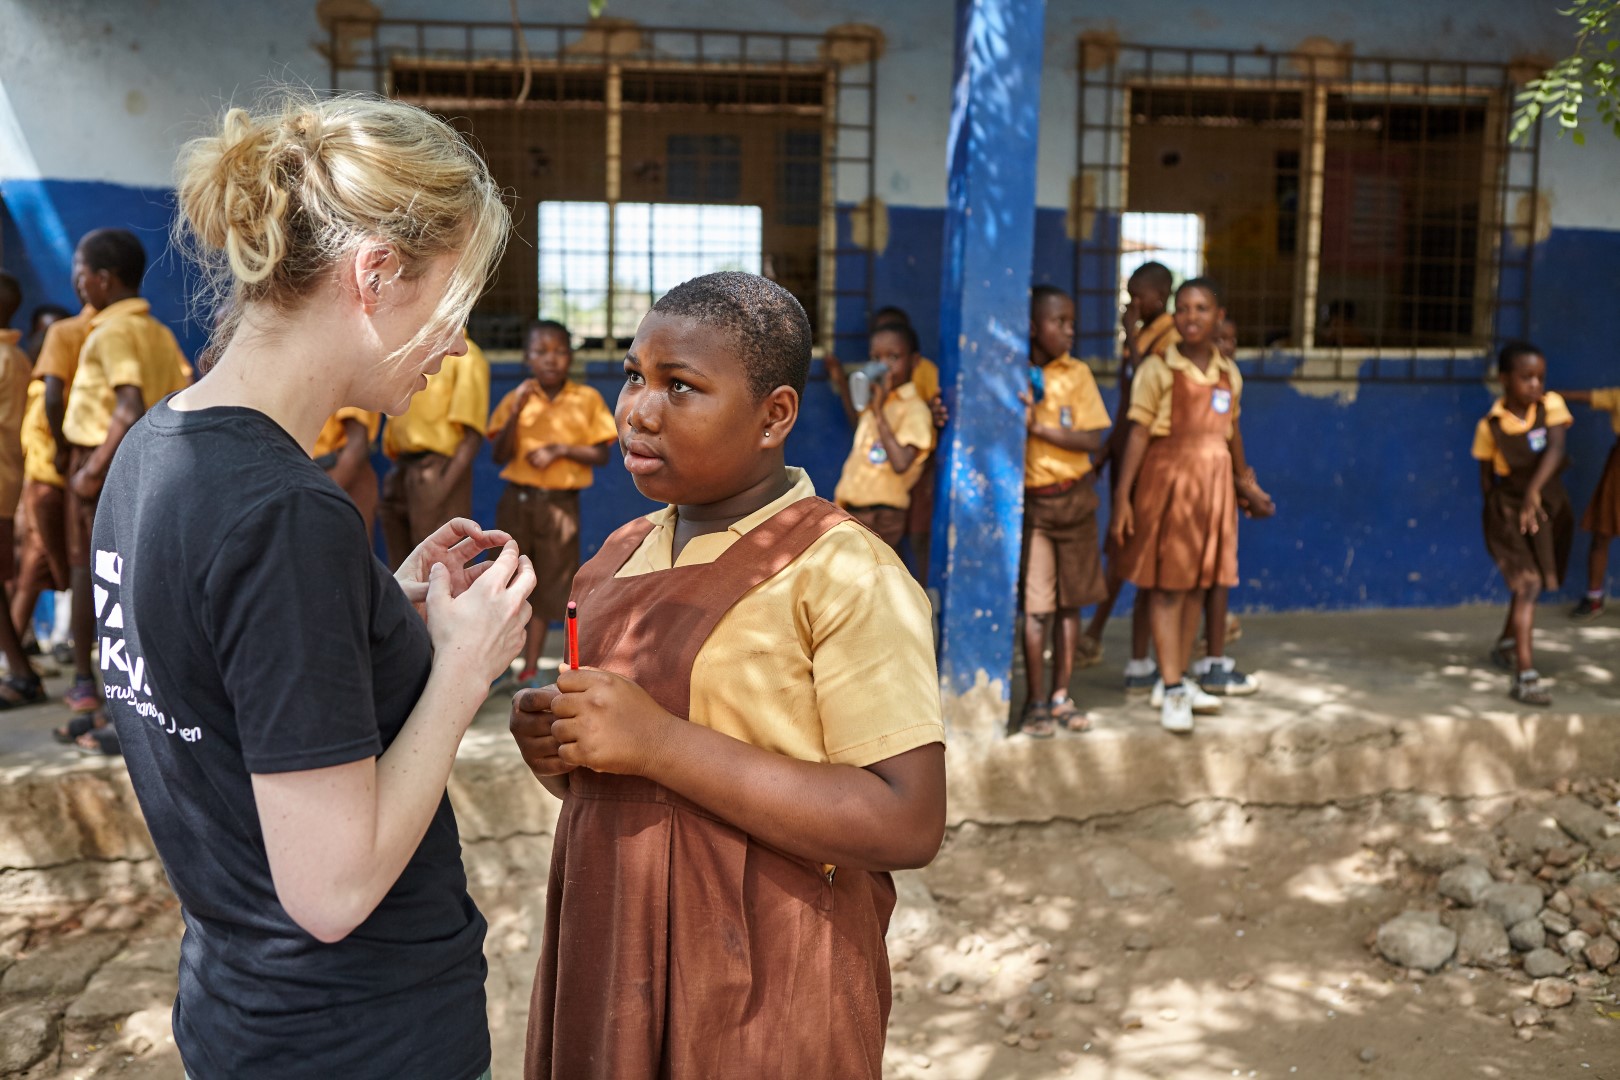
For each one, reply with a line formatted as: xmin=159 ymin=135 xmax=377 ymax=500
xmin=1497 ymin=340 xmax=1543 ymax=375
xmin=526 ymin=319 xmax=572 ymax=347
xmin=872 ymin=321 xmax=920 ymax=356
xmin=1175 ymin=277 xmax=1223 ymax=307
xmin=175 ymin=88 xmax=509 ymax=370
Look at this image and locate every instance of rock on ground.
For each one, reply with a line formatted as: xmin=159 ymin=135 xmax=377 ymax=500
xmin=1585 ymin=935 xmax=1619 ymax=970
xmin=1524 ymin=948 xmax=1573 ymax=979
xmin=1453 ymin=910 xmax=1511 ymax=967
xmin=1509 ymin=918 xmax=1546 ymax=953
xmin=1531 ymin=978 xmax=1576 ymax=1009
xmin=1500 ymin=809 xmax=1570 ymax=853
xmin=1376 ymin=912 xmax=1457 ymax=972
xmin=1547 ymin=797 xmax=1612 ymax=848
xmin=0 ymin=934 xmax=125 ymax=997
xmin=0 ymin=1002 xmax=57 ymax=1073
xmin=65 ymin=967 xmax=178 ymax=1030
xmin=1480 ymin=883 xmax=1544 ymax=929
xmin=1437 ymin=863 xmax=1493 ymax=907
xmin=1089 ymin=847 xmax=1175 ymax=900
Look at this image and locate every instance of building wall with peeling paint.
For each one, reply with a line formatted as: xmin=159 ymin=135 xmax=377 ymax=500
xmin=3 ymin=0 xmax=1619 ymax=611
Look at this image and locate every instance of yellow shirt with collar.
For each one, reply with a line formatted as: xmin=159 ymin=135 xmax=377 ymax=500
xmin=1472 ymin=392 xmax=1573 ymax=477
xmin=486 ymin=379 xmax=618 ymax=489
xmin=0 ymin=331 xmax=31 ymax=508
xmin=912 ymin=357 xmax=940 ymax=404
xmin=1126 ymin=344 xmax=1243 ymax=438
xmin=614 ymin=467 xmax=945 ymax=768
xmin=1137 ymin=312 xmax=1180 ymax=360
xmin=311 ymin=407 xmax=382 ymax=460
xmin=833 ymin=380 xmax=934 ymax=510
xmin=383 ymin=334 xmax=491 ymax=458
xmin=61 ymin=298 xmax=190 ymax=448
xmin=1589 ymin=387 xmax=1620 ymax=436
xmin=21 ymin=305 xmax=96 ymax=487
xmin=1024 ymin=354 xmax=1111 ymax=488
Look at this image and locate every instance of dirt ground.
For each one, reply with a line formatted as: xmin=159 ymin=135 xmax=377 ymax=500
xmin=9 ymin=787 xmax=1620 ymax=1079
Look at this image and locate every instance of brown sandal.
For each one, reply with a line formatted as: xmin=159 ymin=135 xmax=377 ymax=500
xmin=1049 ymin=695 xmax=1093 ymax=733
xmin=1018 ymin=701 xmax=1055 ymax=739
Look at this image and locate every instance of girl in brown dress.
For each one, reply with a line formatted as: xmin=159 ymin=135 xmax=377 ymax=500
xmin=1472 ymin=342 xmax=1573 ymax=706
xmin=1110 ymin=279 xmax=1265 ymax=734
xmin=1557 ymin=385 xmax=1620 ymax=620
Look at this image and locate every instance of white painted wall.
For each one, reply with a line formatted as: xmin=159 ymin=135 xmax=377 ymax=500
xmin=2 ymin=0 xmax=1617 ymax=230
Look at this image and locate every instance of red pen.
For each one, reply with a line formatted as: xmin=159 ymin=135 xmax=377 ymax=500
xmin=565 ymin=601 xmax=579 ymax=670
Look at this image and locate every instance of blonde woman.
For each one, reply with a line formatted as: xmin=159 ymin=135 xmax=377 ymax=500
xmin=93 ymin=93 xmax=529 ymax=1079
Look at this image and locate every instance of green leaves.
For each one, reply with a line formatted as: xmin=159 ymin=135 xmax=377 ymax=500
xmin=1512 ymin=0 xmax=1620 ymax=144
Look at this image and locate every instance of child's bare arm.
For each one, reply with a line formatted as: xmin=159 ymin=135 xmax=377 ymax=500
xmin=1558 ymin=389 xmax=1593 ymax=406
xmin=489 ymin=383 xmax=532 ymax=466
xmin=327 ymin=418 xmax=372 ymax=489
xmin=870 ymin=391 xmax=920 ymax=474
xmin=1109 ymin=424 xmax=1151 ymax=544
xmin=1479 ymin=461 xmax=1496 ymax=497
xmin=1029 ymin=420 xmax=1106 ymax=454
xmin=1520 ymin=424 xmax=1568 ymax=535
xmin=540 ymin=668 xmax=947 ymax=871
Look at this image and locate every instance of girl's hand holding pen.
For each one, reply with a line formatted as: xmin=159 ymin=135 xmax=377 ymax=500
xmin=550 ymin=668 xmax=675 ymax=776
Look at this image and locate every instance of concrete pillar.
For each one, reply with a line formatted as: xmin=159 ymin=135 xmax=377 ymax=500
xmin=930 ymin=0 xmax=1046 ymax=741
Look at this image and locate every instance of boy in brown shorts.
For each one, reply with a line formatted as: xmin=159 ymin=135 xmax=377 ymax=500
xmin=0 ymin=274 xmax=45 ymax=707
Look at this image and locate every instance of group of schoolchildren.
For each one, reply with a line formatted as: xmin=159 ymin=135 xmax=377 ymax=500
xmin=8 ymin=229 xmax=622 ymax=756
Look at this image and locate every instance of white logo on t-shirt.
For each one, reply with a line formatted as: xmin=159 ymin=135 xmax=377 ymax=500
xmin=95 ymin=547 xmax=201 ymax=744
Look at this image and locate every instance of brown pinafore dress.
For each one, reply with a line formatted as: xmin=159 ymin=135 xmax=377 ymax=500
xmin=1581 ymin=436 xmax=1620 ymax=536
xmin=525 ymin=497 xmax=898 ymax=1080
xmin=1116 ymin=364 xmax=1239 ymax=591
xmin=1483 ymin=401 xmax=1574 ymax=591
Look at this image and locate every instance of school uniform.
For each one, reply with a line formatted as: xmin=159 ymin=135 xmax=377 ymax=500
xmin=14 ymin=306 xmax=94 ymax=606
xmin=59 ymin=298 xmax=190 ymax=568
xmin=0 ymin=332 xmax=31 ymax=519
xmin=1103 ymin=314 xmax=1178 ymax=552
xmin=1472 ymin=393 xmax=1575 ymax=591
xmin=528 ymin=467 xmax=943 ymax=1080
xmin=311 ymin=407 xmax=382 ymax=532
xmin=1580 ymin=388 xmax=1620 ymax=537
xmin=485 ymin=378 xmax=617 ymax=623
xmin=906 ymin=357 xmax=942 ymax=539
xmin=379 ymin=335 xmax=490 ymax=566
xmin=1021 ymin=354 xmax=1111 ymax=615
xmin=1116 ymin=345 xmax=1241 ymax=592
xmin=833 ymin=380 xmax=935 ymax=548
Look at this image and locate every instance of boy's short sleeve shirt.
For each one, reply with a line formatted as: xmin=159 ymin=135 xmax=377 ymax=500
xmin=311 ymin=408 xmax=382 ymax=460
xmin=1024 ymin=355 xmax=1110 ymax=488
xmin=33 ymin=305 xmax=94 ymax=384
xmin=614 ymin=468 xmax=945 ymax=768
xmin=0 ymin=334 xmax=31 ymax=504
xmin=61 ymin=299 xmax=190 ymax=447
xmin=383 ymin=338 xmax=491 ymax=458
xmin=1473 ymin=392 xmax=1573 ymax=476
xmin=1590 ymin=387 xmax=1620 ymax=435
xmin=1126 ymin=346 xmax=1243 ymax=438
xmin=486 ymin=380 xmax=618 ymax=489
xmin=911 ymin=358 xmax=941 ymax=404
xmin=21 ymin=383 xmax=60 ymax=486
xmin=832 ymin=381 xmax=934 ymax=510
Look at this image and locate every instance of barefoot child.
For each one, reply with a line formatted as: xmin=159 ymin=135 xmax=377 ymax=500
xmin=509 ymin=271 xmax=946 ymax=1079
xmin=487 ymin=319 xmax=616 ymax=687
xmin=1558 ymin=385 xmax=1620 ymax=620
xmin=833 ymin=320 xmax=935 ymax=549
xmin=311 ymin=407 xmax=381 ymax=533
xmin=1475 ymin=342 xmax=1573 ymax=705
xmin=1017 ymin=285 xmax=1111 ymax=737
xmin=1111 ymin=279 xmax=1263 ymax=733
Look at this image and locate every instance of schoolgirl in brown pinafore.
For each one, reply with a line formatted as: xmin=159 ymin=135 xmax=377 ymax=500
xmin=526 ymin=498 xmax=897 ymax=1080
xmin=1115 ymin=358 xmax=1239 ymax=592
xmin=1481 ymin=399 xmax=1574 ymax=592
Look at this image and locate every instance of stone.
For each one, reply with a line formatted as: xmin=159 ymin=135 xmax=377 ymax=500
xmin=0 ymin=933 xmax=125 ymax=996
xmin=1031 ymin=1026 xmax=1054 ymax=1040
xmin=65 ymin=967 xmax=177 ymax=1029
xmin=1003 ymin=997 xmax=1035 ymax=1022
xmin=1576 ymin=907 xmax=1609 ymax=937
xmin=1531 ymin=978 xmax=1576 ymax=1009
xmin=1089 ymin=847 xmax=1175 ymax=900
xmin=1586 ymin=935 xmax=1620 ymax=970
xmin=1509 ymin=919 xmax=1546 ymax=953
xmin=936 ymin=973 xmax=961 ymax=995
xmin=1029 ymin=978 xmax=1052 ymax=998
xmin=1438 ymin=863 xmax=1495 ymax=907
xmin=1375 ymin=912 xmax=1457 ymax=972
xmin=1000 ymin=1032 xmax=1021 ymax=1047
xmin=1560 ymin=930 xmax=1592 ymax=959
xmin=0 ymin=1003 xmax=57 ymax=1073
xmin=1501 ymin=809 xmax=1569 ymax=853
xmin=1454 ymin=910 xmax=1511 ymax=966
xmin=1119 ymin=1012 xmax=1144 ymax=1030
xmin=1511 ymin=1004 xmax=1544 ymax=1028
xmin=1123 ymin=931 xmax=1153 ymax=952
xmin=1589 ymin=886 xmax=1620 ymax=918
xmin=1069 ymin=987 xmax=1097 ymax=1004
xmin=1523 ymin=948 xmax=1572 ymax=978
xmin=1569 ymin=871 xmax=1619 ymax=895
xmin=1545 ymin=846 xmax=1581 ymax=868
xmin=1359 ymin=1048 xmax=1379 ymax=1064
xmin=1480 ymin=883 xmax=1544 ymax=928
xmin=1550 ymin=891 xmax=1574 ymax=915
xmin=106 ymin=937 xmax=181 ymax=973
xmin=1542 ymin=910 xmax=1574 ymax=936
xmin=1548 ymin=796 xmax=1612 ymax=847
xmin=1018 ymin=1036 xmax=1041 ymax=1052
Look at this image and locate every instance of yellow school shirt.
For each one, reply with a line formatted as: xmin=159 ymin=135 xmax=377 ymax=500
xmin=383 ymin=335 xmax=491 ymax=458
xmin=1024 ymin=354 xmax=1111 ymax=488
xmin=1126 ymin=345 xmax=1243 ymax=439
xmin=1591 ymin=387 xmax=1620 ymax=436
xmin=312 ymin=408 xmax=382 ymax=460
xmin=1138 ymin=312 xmax=1180 ymax=360
xmin=833 ymin=381 xmax=934 ymax=510
xmin=33 ymin=304 xmax=95 ymax=386
xmin=615 ymin=467 xmax=945 ymax=768
xmin=0 ymin=332 xmax=31 ymax=508
xmin=61 ymin=298 xmax=190 ymax=448
xmin=912 ymin=357 xmax=940 ymax=403
xmin=23 ymin=305 xmax=97 ymax=486
xmin=20 ymin=383 xmax=59 ymax=487
xmin=486 ymin=379 xmax=617 ymax=490
xmin=1472 ymin=393 xmax=1573 ymax=477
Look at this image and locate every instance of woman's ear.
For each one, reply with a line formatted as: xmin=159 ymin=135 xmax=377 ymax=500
xmin=760 ymin=385 xmax=801 ymax=446
xmin=349 ymin=243 xmax=401 ymax=314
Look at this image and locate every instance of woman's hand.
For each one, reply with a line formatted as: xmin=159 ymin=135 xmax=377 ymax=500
xmin=424 ymin=540 xmax=534 ymax=689
xmin=396 ymin=518 xmax=514 ymax=613
xmin=549 ymin=668 xmax=678 ymax=777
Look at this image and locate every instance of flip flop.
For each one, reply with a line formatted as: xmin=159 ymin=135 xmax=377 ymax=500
xmin=1018 ymin=701 xmax=1055 ymax=739
xmin=1049 ymin=696 xmax=1093 ymax=733
xmin=75 ymin=725 xmax=121 ymax=757
xmin=0 ymin=674 xmax=46 ymax=710
xmin=53 ymin=713 xmax=97 ymax=744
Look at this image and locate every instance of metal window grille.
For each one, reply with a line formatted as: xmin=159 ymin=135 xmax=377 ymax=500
xmin=1075 ymin=42 xmax=1541 ymax=381
xmin=327 ymin=18 xmax=878 ymax=354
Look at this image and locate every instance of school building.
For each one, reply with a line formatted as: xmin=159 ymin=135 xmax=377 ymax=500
xmin=3 ymin=0 xmax=1616 ymax=728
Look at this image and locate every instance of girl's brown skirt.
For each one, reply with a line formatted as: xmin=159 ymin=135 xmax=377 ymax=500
xmin=1116 ymin=432 xmax=1239 ymax=592
xmin=1486 ymin=480 xmax=1574 ymax=592
xmin=1581 ymin=439 xmax=1620 ymax=537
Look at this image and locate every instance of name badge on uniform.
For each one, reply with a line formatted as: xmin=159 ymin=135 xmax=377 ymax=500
xmin=1211 ymin=388 xmax=1233 ymax=415
xmin=868 ymin=442 xmax=888 ymax=465
xmin=1528 ymin=427 xmax=1547 ymax=453
xmin=1059 ymin=406 xmax=1074 ymax=430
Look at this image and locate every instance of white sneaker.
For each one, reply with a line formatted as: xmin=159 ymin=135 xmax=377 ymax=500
xmin=1160 ymin=685 xmax=1195 ymax=733
xmin=1151 ymin=679 xmax=1222 ymax=715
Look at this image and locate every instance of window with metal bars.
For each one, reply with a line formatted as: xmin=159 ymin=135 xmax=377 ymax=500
xmin=1076 ymin=42 xmax=1541 ymax=381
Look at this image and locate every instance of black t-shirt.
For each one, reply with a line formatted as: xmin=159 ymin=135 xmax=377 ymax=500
xmin=95 ymin=401 xmax=489 ymax=1080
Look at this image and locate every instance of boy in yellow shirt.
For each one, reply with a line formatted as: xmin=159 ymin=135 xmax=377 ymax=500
xmin=1017 ymin=285 xmax=1112 ymax=737
xmin=0 ymin=275 xmax=45 ymax=708
xmin=380 ymin=330 xmax=489 ymax=568
xmin=487 ymin=320 xmax=616 ymax=686
xmin=1560 ymin=385 xmax=1620 ymax=619
xmin=312 ymin=407 xmax=382 ymax=534
xmin=60 ymin=230 xmax=191 ymax=745
xmin=832 ymin=321 xmax=935 ymax=549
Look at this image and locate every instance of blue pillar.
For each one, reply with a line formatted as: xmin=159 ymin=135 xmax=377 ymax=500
xmin=931 ymin=0 xmax=1046 ymax=738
